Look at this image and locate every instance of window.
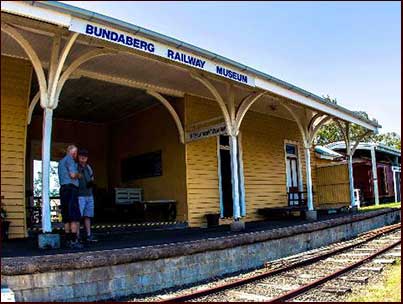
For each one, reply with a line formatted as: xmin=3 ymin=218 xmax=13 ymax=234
xmin=121 ymin=150 xmax=162 ymax=182
xmin=286 ymin=144 xmax=297 ymax=156
xmin=219 ymin=135 xmax=230 ymax=147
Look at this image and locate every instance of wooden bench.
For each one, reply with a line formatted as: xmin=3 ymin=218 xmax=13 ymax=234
xmin=258 ymin=205 xmax=308 ymax=220
xmin=114 ymin=188 xmax=143 ymax=205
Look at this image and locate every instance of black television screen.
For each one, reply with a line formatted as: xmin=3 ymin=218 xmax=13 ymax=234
xmin=121 ymin=150 xmax=162 ymax=182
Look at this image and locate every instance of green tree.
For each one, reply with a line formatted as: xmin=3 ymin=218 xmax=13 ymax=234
xmin=314 ymin=96 xmax=401 ymax=150
xmin=375 ymin=132 xmax=401 ymax=150
xmin=33 ymin=162 xmax=60 ymax=197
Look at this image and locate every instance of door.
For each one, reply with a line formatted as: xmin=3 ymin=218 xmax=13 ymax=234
xmin=285 ymin=144 xmax=300 ymax=206
xmin=218 ymin=135 xmax=233 ymax=217
xmin=395 ymin=171 xmax=401 ymax=202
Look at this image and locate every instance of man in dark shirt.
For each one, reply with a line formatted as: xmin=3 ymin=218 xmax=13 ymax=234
xmin=77 ymin=148 xmax=97 ymax=243
xmin=58 ymin=145 xmax=83 ymax=249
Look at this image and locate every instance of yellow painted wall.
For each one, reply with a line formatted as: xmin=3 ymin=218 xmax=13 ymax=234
xmin=315 ymin=163 xmax=350 ymax=208
xmin=184 ymin=95 xmax=222 ymax=226
xmin=240 ymin=111 xmax=309 ymax=221
xmin=184 ymin=95 xmax=314 ymax=226
xmin=1 ymin=56 xmax=32 ymax=238
xmin=109 ymin=101 xmax=187 ymax=221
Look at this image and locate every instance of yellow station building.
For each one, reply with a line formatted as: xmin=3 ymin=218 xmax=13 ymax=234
xmin=1 ymin=1 xmax=380 ymax=239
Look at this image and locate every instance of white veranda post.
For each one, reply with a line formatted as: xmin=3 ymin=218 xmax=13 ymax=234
xmin=347 ymin=154 xmax=356 ymax=207
xmin=0 ymin=23 xmax=116 ymax=234
xmin=336 ymin=120 xmax=373 ymax=209
xmin=191 ymin=74 xmax=243 ymax=223
xmin=304 ymin=145 xmax=314 ymax=211
xmin=281 ymin=104 xmax=331 ymax=217
xmin=229 ymin=135 xmax=241 ymax=219
xmin=41 ymin=109 xmax=53 ymax=232
xmin=370 ymin=146 xmax=380 ymax=206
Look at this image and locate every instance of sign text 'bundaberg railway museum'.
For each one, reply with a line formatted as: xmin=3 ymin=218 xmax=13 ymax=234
xmin=70 ymin=20 xmax=254 ymax=86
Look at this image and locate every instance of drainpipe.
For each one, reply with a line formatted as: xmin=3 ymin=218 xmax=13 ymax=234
xmin=371 ymin=146 xmax=380 ymax=205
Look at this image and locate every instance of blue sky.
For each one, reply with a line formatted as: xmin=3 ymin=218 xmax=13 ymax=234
xmin=63 ymin=1 xmax=401 ymax=134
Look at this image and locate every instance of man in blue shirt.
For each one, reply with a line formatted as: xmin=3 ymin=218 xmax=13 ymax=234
xmin=58 ymin=145 xmax=82 ymax=249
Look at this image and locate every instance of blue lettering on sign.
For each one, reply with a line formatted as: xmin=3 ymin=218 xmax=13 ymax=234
xmin=216 ymin=66 xmax=248 ymax=84
xmin=167 ymin=49 xmax=206 ymax=69
xmin=85 ymin=24 xmax=155 ymax=53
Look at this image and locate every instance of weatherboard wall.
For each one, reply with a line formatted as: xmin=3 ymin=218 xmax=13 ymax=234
xmin=184 ymin=94 xmax=319 ymax=227
xmin=1 ymin=56 xmax=32 ymax=238
xmin=109 ymin=101 xmax=188 ymax=222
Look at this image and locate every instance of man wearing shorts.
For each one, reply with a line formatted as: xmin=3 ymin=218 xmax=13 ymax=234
xmin=77 ymin=148 xmax=97 ymax=243
xmin=58 ymin=145 xmax=83 ymax=249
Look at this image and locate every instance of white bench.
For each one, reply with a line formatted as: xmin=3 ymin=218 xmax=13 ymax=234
xmin=115 ymin=188 xmax=143 ymax=205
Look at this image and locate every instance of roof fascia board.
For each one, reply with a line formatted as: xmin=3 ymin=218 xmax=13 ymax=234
xmin=254 ymin=78 xmax=377 ymax=131
xmin=328 ymin=142 xmax=401 ymax=157
xmin=1 ymin=1 xmax=71 ymax=27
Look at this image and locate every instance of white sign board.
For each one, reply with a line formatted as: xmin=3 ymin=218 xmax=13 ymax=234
xmin=186 ymin=123 xmax=227 ymax=142
xmin=1 ymin=288 xmax=15 ymax=302
xmin=69 ymin=18 xmax=255 ymax=87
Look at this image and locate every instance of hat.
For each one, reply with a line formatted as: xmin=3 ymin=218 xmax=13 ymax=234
xmin=78 ymin=148 xmax=89 ymax=156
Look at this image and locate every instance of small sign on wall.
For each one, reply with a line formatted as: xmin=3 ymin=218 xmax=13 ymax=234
xmin=186 ymin=123 xmax=227 ymax=142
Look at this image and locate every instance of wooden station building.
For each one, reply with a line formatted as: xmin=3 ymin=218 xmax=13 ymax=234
xmin=1 ymin=1 xmax=380 ymax=239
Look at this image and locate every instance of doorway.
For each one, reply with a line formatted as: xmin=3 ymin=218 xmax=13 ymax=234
xmin=285 ymin=143 xmax=300 ymax=206
xmin=218 ymin=135 xmax=233 ymax=217
xmin=394 ymin=169 xmax=401 ymax=202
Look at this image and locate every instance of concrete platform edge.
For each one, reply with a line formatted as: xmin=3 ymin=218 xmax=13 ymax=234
xmin=2 ymin=208 xmax=400 ymax=302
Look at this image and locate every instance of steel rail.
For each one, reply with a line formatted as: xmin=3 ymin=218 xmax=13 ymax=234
xmin=268 ymin=238 xmax=401 ymax=302
xmin=158 ymin=223 xmax=401 ymax=303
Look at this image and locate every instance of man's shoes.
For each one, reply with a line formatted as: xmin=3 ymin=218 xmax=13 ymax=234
xmin=86 ymin=234 xmax=98 ymax=243
xmin=68 ymin=240 xmax=84 ymax=249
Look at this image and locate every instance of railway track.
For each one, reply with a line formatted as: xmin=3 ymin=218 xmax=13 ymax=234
xmin=141 ymin=223 xmax=401 ymax=302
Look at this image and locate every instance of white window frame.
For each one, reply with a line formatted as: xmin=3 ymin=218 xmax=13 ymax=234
xmin=392 ymin=166 xmax=401 ymax=202
xmin=283 ymin=140 xmax=303 ymax=193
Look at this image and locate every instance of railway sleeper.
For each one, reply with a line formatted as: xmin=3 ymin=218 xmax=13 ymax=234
xmin=339 ymin=275 xmax=369 ymax=284
xmin=372 ymin=258 xmax=396 ymax=264
xmin=256 ymin=282 xmax=301 ymax=292
xmin=358 ymin=265 xmax=384 ymax=272
xmin=321 ymin=286 xmax=352 ymax=295
xmin=226 ymin=290 xmax=273 ymax=302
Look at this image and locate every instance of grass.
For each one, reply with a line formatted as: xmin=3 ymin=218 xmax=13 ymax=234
xmin=348 ymin=259 xmax=401 ymax=302
xmin=359 ymin=202 xmax=401 ymax=212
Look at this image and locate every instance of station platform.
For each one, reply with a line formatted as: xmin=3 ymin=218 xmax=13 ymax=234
xmin=3 ymin=212 xmax=350 ymax=258
xmin=2 ymin=210 xmax=401 ymax=260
